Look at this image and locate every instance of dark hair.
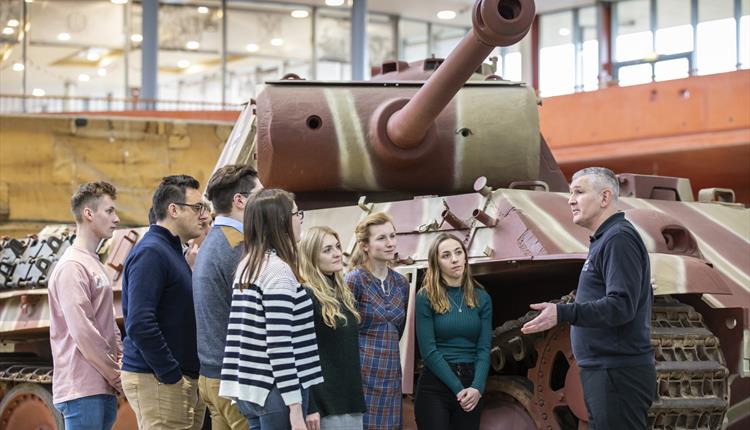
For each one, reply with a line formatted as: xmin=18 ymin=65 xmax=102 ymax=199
xmin=70 ymin=181 xmax=117 ymax=223
xmin=205 ymin=165 xmax=259 ymax=214
xmin=147 ymin=207 xmax=156 ymax=224
xmin=421 ymin=233 xmax=481 ymax=314
xmin=151 ymin=175 xmax=200 ymax=222
xmin=238 ymin=188 xmax=301 ymax=288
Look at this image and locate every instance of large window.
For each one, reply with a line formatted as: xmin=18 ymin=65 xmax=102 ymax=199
xmin=610 ymin=0 xmax=747 ymax=86
xmin=399 ymin=20 xmax=428 ymax=62
xmin=579 ymin=7 xmax=599 ymax=91
xmin=226 ymin=2 xmax=312 ymax=102
xmin=742 ymin=0 xmax=750 ymax=69
xmin=538 ymin=6 xmax=598 ymax=96
xmin=539 ymin=11 xmax=575 ymax=96
xmin=615 ymin=0 xmax=653 ymax=85
xmin=654 ymin=0 xmax=691 ymax=80
xmin=500 ymin=43 xmax=523 ymax=82
xmin=369 ymin=14 xmax=396 ymax=69
xmin=431 ymin=24 xmax=466 ymax=59
xmin=0 ymin=0 xmax=128 ymax=108
xmin=696 ymin=0 xmax=736 ymax=75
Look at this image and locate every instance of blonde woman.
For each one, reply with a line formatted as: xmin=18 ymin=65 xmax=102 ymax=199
xmin=299 ymin=226 xmax=367 ymax=430
xmin=345 ymin=212 xmax=409 ymax=430
xmin=414 ymin=233 xmax=492 ymax=430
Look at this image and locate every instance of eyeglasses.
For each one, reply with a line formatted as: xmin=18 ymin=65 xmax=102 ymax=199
xmin=292 ymin=209 xmax=304 ymax=221
xmin=174 ymin=202 xmax=210 ymax=216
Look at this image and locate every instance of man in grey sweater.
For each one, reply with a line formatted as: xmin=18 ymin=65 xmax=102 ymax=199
xmin=193 ymin=165 xmax=261 ymax=430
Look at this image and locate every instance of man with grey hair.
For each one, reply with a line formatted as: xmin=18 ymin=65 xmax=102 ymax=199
xmin=521 ymin=166 xmax=655 ymax=429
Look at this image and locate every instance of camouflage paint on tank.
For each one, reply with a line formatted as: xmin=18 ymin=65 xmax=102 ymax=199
xmin=0 ymin=226 xmax=147 ymax=337
xmin=298 ymin=186 xmax=749 ymax=368
xmin=255 ymin=81 xmax=540 ymax=194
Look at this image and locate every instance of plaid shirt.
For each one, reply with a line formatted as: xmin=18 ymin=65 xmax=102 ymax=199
xmin=346 ymin=267 xmax=409 ymax=430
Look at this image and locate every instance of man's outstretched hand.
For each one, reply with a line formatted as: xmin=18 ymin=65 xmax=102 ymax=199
xmin=521 ymin=302 xmax=558 ymax=334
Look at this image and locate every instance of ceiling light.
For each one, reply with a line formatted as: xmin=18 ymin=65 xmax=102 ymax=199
xmin=25 ymin=0 xmax=33 ymax=3
xmin=197 ymin=6 xmax=209 ymax=14
xmin=7 ymin=19 xmax=19 ymax=27
xmin=186 ymin=40 xmax=200 ymax=50
xmin=558 ymin=27 xmax=571 ymax=36
xmin=130 ymin=34 xmax=143 ymax=43
xmin=78 ymin=74 xmax=90 ymax=82
xmin=177 ymin=59 xmax=191 ymax=69
xmin=111 ymin=0 xmax=128 ymax=4
xmin=270 ymin=38 xmax=283 ymax=46
xmin=291 ymin=10 xmax=309 ymax=18
xmin=100 ymin=58 xmax=112 ymax=67
xmin=437 ymin=10 xmax=457 ymax=20
xmin=57 ymin=32 xmax=71 ymax=41
xmin=87 ymin=51 xmax=101 ymax=61
xmin=97 ymin=68 xmax=107 ymax=77
xmin=245 ymin=43 xmax=259 ymax=52
xmin=12 ymin=63 xmax=24 ymax=72
xmin=325 ymin=0 xmax=345 ymax=6
xmin=2 ymin=27 xmax=13 ymax=35
xmin=32 ymin=88 xmax=45 ymax=97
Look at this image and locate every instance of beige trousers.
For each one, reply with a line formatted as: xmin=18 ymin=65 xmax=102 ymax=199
xmin=122 ymin=370 xmax=206 ymax=430
xmin=198 ymin=375 xmax=248 ymax=430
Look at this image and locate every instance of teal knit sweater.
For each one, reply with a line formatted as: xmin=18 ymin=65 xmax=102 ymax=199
xmin=415 ymin=286 xmax=492 ymax=395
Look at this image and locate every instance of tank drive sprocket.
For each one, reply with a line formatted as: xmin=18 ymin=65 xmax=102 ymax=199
xmin=492 ymin=295 xmax=730 ymax=429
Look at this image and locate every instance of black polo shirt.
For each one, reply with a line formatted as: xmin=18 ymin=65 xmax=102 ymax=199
xmin=557 ymin=212 xmax=654 ymax=368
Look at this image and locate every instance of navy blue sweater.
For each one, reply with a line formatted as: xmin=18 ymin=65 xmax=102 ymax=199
xmin=557 ymin=212 xmax=654 ymax=368
xmin=122 ymin=224 xmax=199 ymax=383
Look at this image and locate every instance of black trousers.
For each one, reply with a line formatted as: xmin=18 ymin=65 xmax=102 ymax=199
xmin=580 ymin=364 xmax=656 ymax=430
xmin=414 ymin=364 xmax=483 ymax=430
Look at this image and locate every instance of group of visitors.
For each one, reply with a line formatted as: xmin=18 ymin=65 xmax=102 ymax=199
xmin=47 ymin=165 xmax=655 ymax=430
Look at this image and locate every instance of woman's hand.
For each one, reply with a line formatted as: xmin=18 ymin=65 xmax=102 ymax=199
xmin=305 ymin=412 xmax=320 ymax=430
xmin=289 ymin=403 xmax=306 ymax=430
xmin=456 ymin=387 xmax=482 ymax=412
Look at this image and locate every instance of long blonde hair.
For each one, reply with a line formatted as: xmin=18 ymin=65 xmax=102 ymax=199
xmin=299 ymin=226 xmax=360 ymax=328
xmin=349 ymin=212 xmax=395 ymax=272
xmin=420 ymin=233 xmax=481 ymax=314
xmin=238 ymin=188 xmax=301 ymax=289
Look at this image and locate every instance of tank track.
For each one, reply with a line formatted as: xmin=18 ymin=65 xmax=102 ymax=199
xmin=650 ymin=296 xmax=729 ymax=429
xmin=0 ymin=355 xmax=52 ymax=384
xmin=491 ymin=295 xmax=729 ymax=429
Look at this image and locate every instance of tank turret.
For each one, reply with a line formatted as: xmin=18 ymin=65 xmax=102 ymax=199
xmin=253 ymin=0 xmax=567 ymax=204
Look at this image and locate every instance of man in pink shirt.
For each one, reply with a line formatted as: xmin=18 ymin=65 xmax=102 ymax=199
xmin=49 ymin=181 xmax=123 ymax=430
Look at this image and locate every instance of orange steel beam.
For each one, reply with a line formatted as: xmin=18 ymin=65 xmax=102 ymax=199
xmin=540 ymin=70 xmax=750 ymax=203
xmin=540 ymin=70 xmax=750 ymax=148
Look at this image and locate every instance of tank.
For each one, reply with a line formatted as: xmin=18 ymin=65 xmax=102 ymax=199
xmin=0 ymin=113 xmax=229 ymax=429
xmin=0 ymin=226 xmax=145 ymax=429
xmin=1 ymin=0 xmax=748 ymax=429
xmin=216 ymin=0 xmax=750 ymax=429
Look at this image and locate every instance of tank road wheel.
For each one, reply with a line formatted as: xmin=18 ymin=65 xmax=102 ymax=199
xmin=522 ymin=295 xmax=731 ymax=430
xmin=481 ymin=376 xmax=545 ymax=430
xmin=0 ymin=383 xmax=63 ymax=430
xmin=526 ymin=325 xmax=587 ymax=430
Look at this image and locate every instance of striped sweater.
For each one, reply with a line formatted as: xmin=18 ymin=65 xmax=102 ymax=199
xmin=219 ymin=252 xmax=323 ymax=406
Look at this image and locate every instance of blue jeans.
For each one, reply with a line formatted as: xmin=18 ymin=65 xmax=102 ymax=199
xmin=236 ymin=386 xmax=308 ymax=430
xmin=54 ymin=393 xmax=117 ymax=430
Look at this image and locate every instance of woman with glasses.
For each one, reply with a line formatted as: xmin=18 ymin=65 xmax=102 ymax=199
xmin=414 ymin=233 xmax=492 ymax=430
xmin=219 ymin=188 xmax=323 ymax=430
xmin=299 ymin=226 xmax=367 ymax=430
xmin=345 ymin=212 xmax=409 ymax=430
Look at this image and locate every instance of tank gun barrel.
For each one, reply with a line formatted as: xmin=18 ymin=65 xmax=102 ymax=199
xmin=380 ymin=0 xmax=536 ymax=149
